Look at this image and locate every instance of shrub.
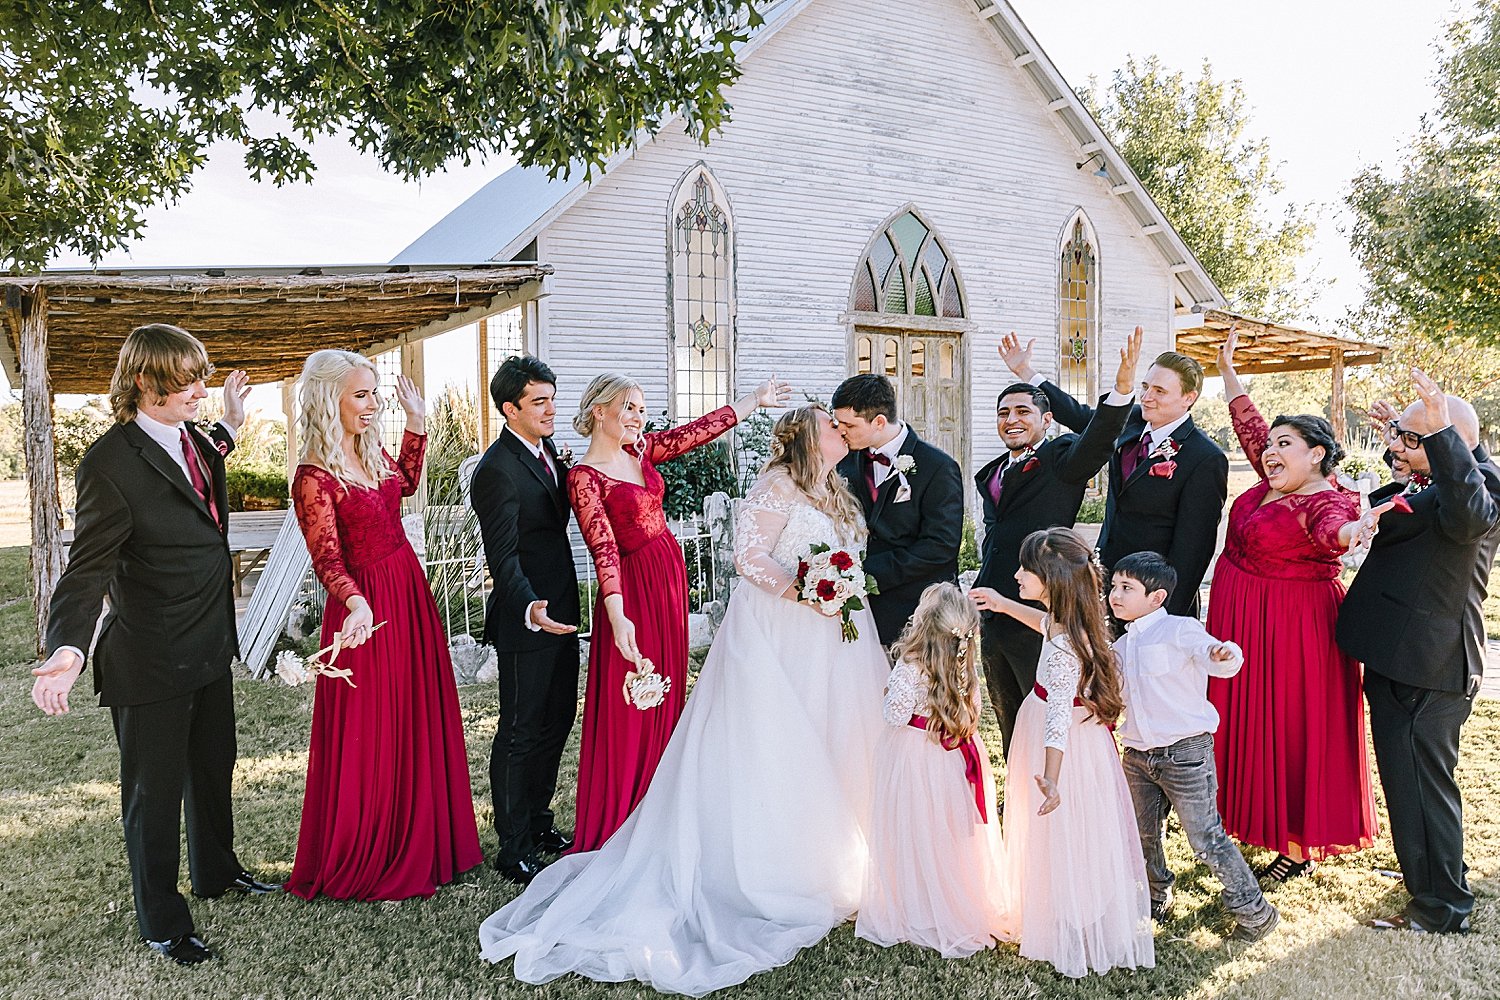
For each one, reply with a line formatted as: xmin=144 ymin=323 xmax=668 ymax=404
xmin=225 ymin=464 xmax=289 ymax=511
xmin=1076 ymin=494 xmax=1107 ymax=524
xmin=959 ymin=515 xmax=980 ymax=573
xmin=648 ymin=413 xmax=738 ymax=520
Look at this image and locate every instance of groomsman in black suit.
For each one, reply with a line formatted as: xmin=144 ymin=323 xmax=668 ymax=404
xmin=974 ymin=329 xmax=1140 ymax=752
xmin=1001 ymin=332 xmax=1228 ymax=617
xmin=1338 ymin=371 xmax=1500 ymax=934
xmin=471 ymin=355 xmax=581 ymax=885
xmin=832 ymin=374 xmax=964 ymax=647
xmin=31 ymin=324 xmax=278 ymax=966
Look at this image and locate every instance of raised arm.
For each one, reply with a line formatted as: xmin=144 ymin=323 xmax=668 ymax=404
xmin=393 ymin=430 xmax=427 ymax=497
xmin=1219 ymin=327 xmax=1270 ymax=476
xmin=645 ymin=377 xmax=792 ymax=466
xmin=1054 ymin=327 xmax=1141 ymax=483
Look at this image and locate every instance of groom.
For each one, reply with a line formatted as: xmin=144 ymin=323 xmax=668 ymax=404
xmin=832 ymin=374 xmax=964 ymax=647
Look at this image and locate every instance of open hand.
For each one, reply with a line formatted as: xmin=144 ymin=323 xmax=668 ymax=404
xmin=1034 ymin=774 xmax=1060 ymax=816
xmin=219 ymin=370 xmax=252 ymax=432
xmin=1217 ymin=324 xmax=1240 ymax=375
xmin=1349 ymin=499 xmax=1400 ymax=553
xmin=1367 ymin=399 xmax=1401 ymax=443
xmin=530 ymin=600 xmax=578 ymax=635
xmin=31 ymin=648 xmax=84 ymax=716
xmin=999 ymin=333 xmax=1038 ymax=381
xmin=1408 ymin=369 xmax=1451 ymax=434
xmin=395 ymin=375 xmax=426 ymax=421
xmin=1113 ymin=326 xmax=1143 ymax=394
xmin=754 ymin=376 xmax=793 ymax=410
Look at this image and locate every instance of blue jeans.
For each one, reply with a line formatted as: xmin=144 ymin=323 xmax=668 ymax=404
xmin=1123 ymin=733 xmax=1273 ymax=926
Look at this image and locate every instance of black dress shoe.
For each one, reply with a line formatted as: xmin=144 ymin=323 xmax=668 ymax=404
xmin=535 ymin=828 xmax=574 ymax=854
xmin=495 ymin=854 xmax=548 ymax=886
xmin=144 ymin=934 xmax=214 ymax=965
xmin=193 ymin=870 xmax=284 ymax=899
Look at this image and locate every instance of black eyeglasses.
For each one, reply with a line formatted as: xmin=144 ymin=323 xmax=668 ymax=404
xmin=1389 ymin=422 xmax=1428 ymax=450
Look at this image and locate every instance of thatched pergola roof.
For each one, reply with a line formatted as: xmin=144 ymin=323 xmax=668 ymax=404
xmin=1175 ymin=308 xmax=1388 ymax=376
xmin=0 ymin=263 xmax=550 ymax=393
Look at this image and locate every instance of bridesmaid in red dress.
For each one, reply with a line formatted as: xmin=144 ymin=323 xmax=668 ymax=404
xmin=1207 ymin=329 xmax=1394 ymax=881
xmin=567 ymin=373 xmax=792 ymax=853
xmin=286 ymin=350 xmax=482 ymax=900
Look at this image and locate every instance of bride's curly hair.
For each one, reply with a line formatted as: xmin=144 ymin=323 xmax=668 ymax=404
xmin=762 ymin=405 xmax=865 ymax=542
xmin=297 ymin=350 xmax=394 ymax=488
xmin=890 ymin=583 xmax=982 ymax=744
xmin=1019 ymin=527 xmax=1123 ymax=725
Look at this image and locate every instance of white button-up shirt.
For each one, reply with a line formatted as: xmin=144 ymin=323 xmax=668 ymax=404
xmin=869 ymin=422 xmax=909 ymax=488
xmin=134 ymin=410 xmax=235 ymax=483
xmin=1115 ymin=607 xmax=1243 ymax=752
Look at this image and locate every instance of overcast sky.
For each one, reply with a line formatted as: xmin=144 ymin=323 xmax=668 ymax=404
xmin=39 ymin=0 xmax=1465 ymax=409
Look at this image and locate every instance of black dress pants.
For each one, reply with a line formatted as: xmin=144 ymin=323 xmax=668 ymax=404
xmin=1365 ymin=671 xmax=1474 ymax=931
xmin=109 ymin=673 xmax=242 ymax=941
xmin=981 ymin=616 xmax=1043 ymax=757
xmin=490 ymin=638 xmax=580 ymax=866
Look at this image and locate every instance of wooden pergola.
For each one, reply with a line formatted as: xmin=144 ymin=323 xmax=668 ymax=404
xmin=1175 ymin=307 xmax=1390 ymax=440
xmin=0 ymin=263 xmax=549 ymax=652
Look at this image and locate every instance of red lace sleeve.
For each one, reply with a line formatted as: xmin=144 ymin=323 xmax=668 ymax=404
xmin=568 ymin=467 xmax=622 ymax=600
xmin=643 ymin=405 xmax=738 ymax=466
xmin=1296 ymin=489 xmax=1362 ymax=558
xmin=1229 ymin=394 xmax=1271 ymax=479
xmin=292 ymin=467 xmax=361 ymax=606
xmin=393 ymin=431 xmax=426 ymax=497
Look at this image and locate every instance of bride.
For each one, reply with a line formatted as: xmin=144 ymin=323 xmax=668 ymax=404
xmin=479 ymin=404 xmax=890 ymax=996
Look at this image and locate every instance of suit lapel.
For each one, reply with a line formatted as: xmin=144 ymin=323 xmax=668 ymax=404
xmin=869 ymin=429 xmax=919 ymax=524
xmin=1122 ymin=417 xmax=1196 ymax=491
xmin=996 ymin=453 xmax=1043 ymax=517
xmin=501 ymin=428 xmax=563 ymax=506
xmin=122 ymin=420 xmax=217 ymax=526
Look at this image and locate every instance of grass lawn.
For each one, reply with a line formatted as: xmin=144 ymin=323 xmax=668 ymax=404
xmin=4 ymin=545 xmax=1500 ymax=999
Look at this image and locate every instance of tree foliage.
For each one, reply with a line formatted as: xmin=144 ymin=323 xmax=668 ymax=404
xmin=1082 ymin=57 xmax=1315 ymax=319
xmin=1 ymin=1 xmax=759 ymax=272
xmin=1347 ymin=1 xmax=1500 ymax=344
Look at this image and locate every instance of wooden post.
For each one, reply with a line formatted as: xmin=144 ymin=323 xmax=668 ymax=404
xmin=1330 ymin=348 xmax=1347 ymax=444
xmin=281 ymin=379 xmax=298 ymax=485
xmin=15 ymin=288 xmax=64 ymax=657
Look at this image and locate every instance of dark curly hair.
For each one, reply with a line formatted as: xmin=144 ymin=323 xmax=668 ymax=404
xmin=1270 ymin=414 xmax=1345 ymax=476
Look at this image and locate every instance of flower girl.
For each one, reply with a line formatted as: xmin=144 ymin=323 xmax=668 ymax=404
xmin=855 ymin=583 xmax=1012 ymax=957
xmin=970 ymin=528 xmax=1153 ymax=978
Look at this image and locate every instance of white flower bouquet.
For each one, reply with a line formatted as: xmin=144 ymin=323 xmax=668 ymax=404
xmin=795 ymin=543 xmax=879 ymax=642
xmin=274 ymin=621 xmax=387 ymax=688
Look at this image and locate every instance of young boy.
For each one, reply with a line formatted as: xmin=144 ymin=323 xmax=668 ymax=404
xmin=1108 ymin=551 xmax=1280 ymax=942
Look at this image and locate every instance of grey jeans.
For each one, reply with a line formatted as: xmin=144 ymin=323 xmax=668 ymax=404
xmin=1122 ymin=732 xmax=1273 ymax=926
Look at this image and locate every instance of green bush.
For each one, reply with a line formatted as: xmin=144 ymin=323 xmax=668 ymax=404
xmin=959 ymin=515 xmax=980 ymax=573
xmin=648 ymin=413 xmax=738 ymax=520
xmin=225 ymin=465 xmax=289 ymax=511
xmin=1076 ymin=494 xmax=1107 ymax=524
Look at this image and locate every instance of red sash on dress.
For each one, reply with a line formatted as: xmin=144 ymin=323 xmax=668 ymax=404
xmin=1033 ymin=683 xmax=1115 ymax=732
xmin=907 ymin=714 xmax=988 ymax=823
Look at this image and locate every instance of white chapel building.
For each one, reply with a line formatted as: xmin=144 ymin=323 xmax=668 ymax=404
xmin=396 ymin=0 xmax=1229 ymax=484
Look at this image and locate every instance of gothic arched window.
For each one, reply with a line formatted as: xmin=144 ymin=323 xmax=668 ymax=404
xmin=670 ymin=167 xmax=735 ymax=422
xmin=851 ymin=209 xmax=965 ymax=319
xmin=1058 ymin=212 xmax=1099 ymax=401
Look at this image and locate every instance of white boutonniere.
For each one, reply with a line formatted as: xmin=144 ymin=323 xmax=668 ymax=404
xmin=554 ymin=442 xmax=576 ymax=469
xmin=891 ymin=454 xmax=916 ymax=503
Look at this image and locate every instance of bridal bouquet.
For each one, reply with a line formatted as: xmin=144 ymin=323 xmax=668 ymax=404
xmin=796 ymin=543 xmax=879 ymax=642
xmin=622 ymin=657 xmax=671 ymax=710
xmin=274 ymin=621 xmax=387 ymax=688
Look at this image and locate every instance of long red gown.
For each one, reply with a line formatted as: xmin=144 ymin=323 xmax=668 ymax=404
xmin=1206 ymin=396 xmax=1378 ymax=860
xmin=567 ymin=406 xmax=739 ymax=853
xmin=287 ymin=431 xmax=483 ymax=899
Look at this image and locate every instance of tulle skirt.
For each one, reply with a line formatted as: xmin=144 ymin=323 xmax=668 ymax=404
xmin=1002 ymin=694 xmax=1153 ymax=978
xmin=478 ymin=580 xmax=889 ymax=996
xmin=855 ymin=724 xmax=1012 ymax=957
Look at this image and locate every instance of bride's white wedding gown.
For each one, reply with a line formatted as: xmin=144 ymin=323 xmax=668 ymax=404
xmin=478 ymin=471 xmax=890 ymax=996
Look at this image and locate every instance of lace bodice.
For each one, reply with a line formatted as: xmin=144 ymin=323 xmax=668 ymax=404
xmin=1038 ymin=628 xmax=1084 ymax=753
xmin=569 ymin=406 xmax=738 ymax=600
xmin=1223 ymin=395 xmax=1360 ymax=582
xmin=882 ymin=659 xmax=928 ymax=725
xmin=733 ymin=471 xmax=865 ymax=595
xmin=292 ymin=431 xmax=426 ymax=606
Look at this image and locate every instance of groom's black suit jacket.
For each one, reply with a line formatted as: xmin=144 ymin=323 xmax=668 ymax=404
xmin=471 ymin=429 xmax=580 ymax=653
xmin=837 ymin=428 xmax=963 ymax=645
xmin=973 ymin=397 xmax=1131 ymax=636
xmin=1041 ymin=382 xmax=1228 ymax=617
xmin=1339 ymin=429 xmax=1500 ymax=695
xmin=45 ymin=419 xmax=238 ymax=707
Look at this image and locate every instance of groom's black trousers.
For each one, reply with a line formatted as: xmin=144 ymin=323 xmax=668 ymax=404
xmin=490 ymin=639 xmax=580 ymax=866
xmin=1365 ymin=671 xmax=1474 ymax=931
xmin=110 ymin=673 xmax=241 ymax=941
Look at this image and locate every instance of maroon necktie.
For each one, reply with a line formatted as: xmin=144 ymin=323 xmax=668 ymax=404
xmin=179 ymin=427 xmax=221 ymax=529
xmin=864 ymin=449 xmax=891 ymax=501
xmin=1122 ymin=432 xmax=1152 ymax=480
xmin=534 ymin=444 xmax=556 ymax=485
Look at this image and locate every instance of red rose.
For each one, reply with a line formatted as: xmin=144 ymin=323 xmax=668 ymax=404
xmin=816 ymin=579 xmax=838 ymax=601
xmin=1022 ymin=457 xmax=1040 ymax=473
xmin=797 ymin=559 xmax=810 ymax=579
xmin=1149 ymin=460 xmax=1177 ymax=479
xmin=829 ymin=550 xmax=854 ymax=571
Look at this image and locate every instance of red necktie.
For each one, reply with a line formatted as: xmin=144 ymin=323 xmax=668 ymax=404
xmin=1122 ymin=432 xmax=1152 ymax=480
xmin=534 ymin=445 xmax=556 ymax=485
xmin=864 ymin=449 xmax=891 ymax=501
xmin=179 ymin=427 xmax=221 ymax=529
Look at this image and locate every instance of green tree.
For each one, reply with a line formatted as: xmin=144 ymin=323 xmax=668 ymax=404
xmin=1346 ymin=1 xmax=1500 ymax=344
xmin=2 ymin=1 xmax=759 ymax=272
xmin=1082 ymin=57 xmax=1315 ymax=319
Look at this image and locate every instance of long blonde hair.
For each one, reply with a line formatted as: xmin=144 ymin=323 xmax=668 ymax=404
xmin=573 ymin=373 xmax=642 ymax=438
xmin=890 ymin=583 xmax=982 ymax=744
xmin=763 ymin=405 xmax=865 ymax=543
xmin=296 ymin=350 xmax=393 ymax=487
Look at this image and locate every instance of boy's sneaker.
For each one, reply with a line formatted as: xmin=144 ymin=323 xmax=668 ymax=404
xmin=1230 ymin=905 xmax=1281 ymax=942
xmin=1150 ymin=893 xmax=1173 ymax=922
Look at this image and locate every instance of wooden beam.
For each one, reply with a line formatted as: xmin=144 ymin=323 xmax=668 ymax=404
xmin=282 ymin=379 xmax=298 ymax=484
xmin=1013 ymin=52 xmax=1036 ymax=66
xmin=1047 ymin=97 xmax=1070 ymax=112
xmin=1110 ymin=183 xmax=1132 ymax=196
xmin=1330 ymin=348 xmax=1347 ymax=442
xmin=16 ymin=288 xmax=64 ymax=657
xmin=1141 ymin=224 xmax=1163 ymax=235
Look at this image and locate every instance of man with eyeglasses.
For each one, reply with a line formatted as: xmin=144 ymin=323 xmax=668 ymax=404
xmin=1338 ymin=370 xmax=1500 ymax=935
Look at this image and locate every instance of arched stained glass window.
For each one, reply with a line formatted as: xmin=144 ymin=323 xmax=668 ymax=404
xmin=670 ymin=168 xmax=734 ymax=422
xmin=852 ymin=209 xmax=965 ymax=319
xmin=1058 ymin=213 xmax=1099 ymax=402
